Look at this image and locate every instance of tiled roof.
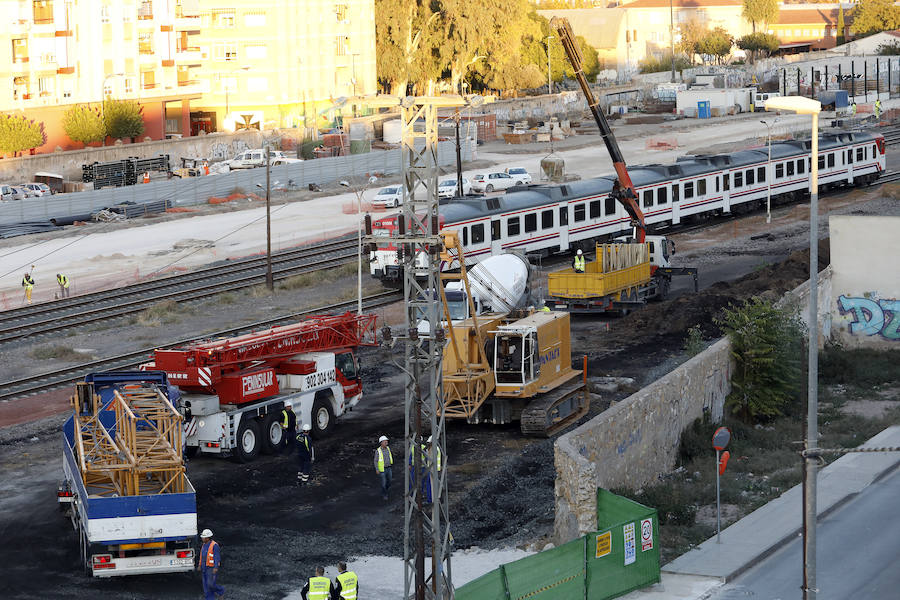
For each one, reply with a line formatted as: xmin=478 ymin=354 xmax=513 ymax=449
xmin=776 ymin=9 xmax=840 ymax=25
xmin=624 ymin=0 xmax=741 ymax=8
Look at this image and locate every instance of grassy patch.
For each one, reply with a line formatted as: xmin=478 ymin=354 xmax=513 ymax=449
xmin=30 ymin=345 xmax=93 ymax=361
xmin=134 ymin=300 xmax=185 ymax=326
xmin=277 ymin=262 xmax=356 ymax=291
xmin=218 ymin=292 xmax=236 ymax=305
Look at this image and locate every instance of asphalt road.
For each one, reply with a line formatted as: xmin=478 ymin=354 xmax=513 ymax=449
xmin=709 ymin=465 xmax=900 ymax=600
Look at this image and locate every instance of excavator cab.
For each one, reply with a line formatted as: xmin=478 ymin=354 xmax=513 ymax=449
xmin=494 ymin=327 xmax=541 ymax=385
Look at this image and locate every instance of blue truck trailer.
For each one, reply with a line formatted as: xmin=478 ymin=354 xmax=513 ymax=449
xmin=58 ymin=371 xmax=198 ymax=577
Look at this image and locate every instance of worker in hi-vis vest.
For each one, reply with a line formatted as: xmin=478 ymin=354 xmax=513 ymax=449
xmin=56 ymin=273 xmax=69 ymax=298
xmin=374 ymin=435 xmax=393 ymax=500
xmin=296 ymin=423 xmax=313 ymax=484
xmin=573 ymin=249 xmax=586 ymax=273
xmin=197 ymin=528 xmax=224 ymax=600
xmin=22 ymin=272 xmax=35 ymax=304
xmin=301 ymin=565 xmax=334 ymax=600
xmin=333 ymin=561 xmax=359 ymax=600
xmin=281 ymin=401 xmax=296 ymax=452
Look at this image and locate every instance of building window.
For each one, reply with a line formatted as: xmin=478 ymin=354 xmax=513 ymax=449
xmin=125 ymin=78 xmax=133 ymax=93
xmin=12 ymin=39 xmax=28 ymax=63
xmin=214 ymin=43 xmax=237 ymax=61
xmin=335 ymin=36 xmax=349 ymax=56
xmin=33 ymin=1 xmax=54 ymax=24
xmin=245 ymin=44 xmax=267 ymax=59
xmin=244 ymin=10 xmax=265 ymax=26
xmin=139 ymin=32 xmax=153 ymax=54
xmin=166 ymin=118 xmax=180 ymax=133
xmin=524 ymin=213 xmax=537 ymax=233
xmin=138 ymin=0 xmax=153 ymax=20
xmin=100 ymin=4 xmax=110 ymax=23
xmin=335 ymin=3 xmax=348 ymax=22
xmin=141 ymin=70 xmax=155 ymax=89
xmin=38 ymin=76 xmax=54 ymax=95
xmin=213 ymin=8 xmax=236 ymax=28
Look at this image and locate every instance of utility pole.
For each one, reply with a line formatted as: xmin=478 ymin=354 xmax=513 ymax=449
xmin=546 ymin=36 xmax=554 ymax=95
xmin=670 ymin=0 xmax=675 ymax=83
xmin=455 ymin=109 xmax=464 ymax=198
xmin=265 ymin=145 xmax=273 ymax=291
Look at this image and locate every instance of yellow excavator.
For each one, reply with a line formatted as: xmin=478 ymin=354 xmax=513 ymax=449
xmin=438 ymin=231 xmax=589 ymax=436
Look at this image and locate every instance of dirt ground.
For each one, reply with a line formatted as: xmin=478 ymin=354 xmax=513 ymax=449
xmin=1 ymin=178 xmax=899 ymax=598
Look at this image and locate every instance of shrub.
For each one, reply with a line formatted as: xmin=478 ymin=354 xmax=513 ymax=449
xmin=683 ymin=325 xmax=705 ymax=357
xmin=639 ymin=54 xmax=692 ymax=74
xmin=102 ymin=98 xmax=144 ymax=141
xmin=0 ymin=114 xmax=46 ymax=155
xmin=63 ymin=104 xmax=106 ymax=145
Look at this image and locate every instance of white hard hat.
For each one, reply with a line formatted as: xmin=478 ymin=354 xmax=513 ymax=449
xmin=302 ymin=423 xmax=312 ymax=432
xmin=284 ymin=402 xmax=292 ymax=409
xmin=576 ymin=249 xmax=583 ymax=255
xmin=200 ymin=529 xmax=213 ymax=538
xmin=379 ymin=435 xmax=389 ymax=443
xmin=427 ymin=435 xmax=433 ymax=443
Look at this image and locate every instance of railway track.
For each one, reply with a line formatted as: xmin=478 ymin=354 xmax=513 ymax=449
xmin=0 ymin=290 xmax=400 ymax=402
xmin=0 ymin=236 xmax=357 ymax=344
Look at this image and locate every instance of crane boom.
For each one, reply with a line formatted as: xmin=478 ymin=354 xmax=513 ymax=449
xmin=550 ymin=17 xmax=646 ymax=242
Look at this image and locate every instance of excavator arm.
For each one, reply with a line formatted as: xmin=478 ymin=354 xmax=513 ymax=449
xmin=550 ymin=17 xmax=646 ymax=242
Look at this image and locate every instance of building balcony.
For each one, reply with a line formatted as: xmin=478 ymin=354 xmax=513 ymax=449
xmin=162 ymin=59 xmax=175 ymax=67
xmin=11 ymin=58 xmax=30 ymax=72
xmin=57 ymin=66 xmax=75 ymax=75
xmin=174 ymin=15 xmax=201 ymax=30
xmin=175 ymin=48 xmax=203 ymax=63
xmin=55 ymin=29 xmax=72 ymax=37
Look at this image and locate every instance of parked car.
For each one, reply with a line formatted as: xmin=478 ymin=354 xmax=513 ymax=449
xmin=471 ymin=172 xmax=519 ymax=193
xmin=371 ymin=186 xmax=403 ymax=208
xmin=438 ymin=178 xmax=472 ymax=198
xmin=0 ymin=185 xmax=19 ymax=201
xmin=14 ymin=185 xmax=39 ymax=198
xmin=21 ymin=182 xmax=51 ymax=196
xmin=34 ymin=172 xmax=63 ymax=194
xmin=504 ymin=167 xmax=532 ymax=185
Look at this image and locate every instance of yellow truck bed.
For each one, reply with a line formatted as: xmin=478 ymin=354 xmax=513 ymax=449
xmin=548 ymin=243 xmax=652 ymax=299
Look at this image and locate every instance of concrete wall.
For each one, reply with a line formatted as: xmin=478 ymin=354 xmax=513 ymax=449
xmin=0 ymin=128 xmax=278 ymax=183
xmin=830 ymin=216 xmax=900 ymax=348
xmin=554 ymin=338 xmax=732 ymax=542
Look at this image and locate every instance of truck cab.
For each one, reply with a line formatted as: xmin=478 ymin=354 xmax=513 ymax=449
xmin=613 ymin=234 xmax=675 ymax=269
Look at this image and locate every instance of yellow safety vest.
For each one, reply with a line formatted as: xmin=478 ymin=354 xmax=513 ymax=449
xmin=376 ymin=446 xmax=392 ymax=472
xmin=22 ymin=276 xmax=34 ymax=290
xmin=307 ymin=576 xmax=331 ymax=600
xmin=281 ymin=408 xmax=291 ymax=429
xmin=540 ymin=306 xmax=551 ymax=312
xmin=574 ymin=255 xmax=585 ymax=271
xmin=57 ymin=274 xmax=68 ymax=288
xmin=336 ymin=570 xmax=358 ymax=600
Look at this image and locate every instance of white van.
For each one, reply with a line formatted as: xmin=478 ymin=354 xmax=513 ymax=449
xmin=228 ymin=150 xmax=294 ymax=169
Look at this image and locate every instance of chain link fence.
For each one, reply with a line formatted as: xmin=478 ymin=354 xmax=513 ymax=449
xmin=0 ymin=140 xmax=473 ymax=227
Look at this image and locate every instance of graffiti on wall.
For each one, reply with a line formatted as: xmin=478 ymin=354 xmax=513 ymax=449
xmin=837 ymin=295 xmax=900 ymax=340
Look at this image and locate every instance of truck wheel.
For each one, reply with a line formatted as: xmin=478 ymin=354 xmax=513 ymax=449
xmin=311 ymin=396 xmax=334 ymax=439
xmin=261 ymin=412 xmax=285 ymax=455
xmin=234 ymin=418 xmax=261 ymax=463
xmin=184 ymin=446 xmax=199 ymax=459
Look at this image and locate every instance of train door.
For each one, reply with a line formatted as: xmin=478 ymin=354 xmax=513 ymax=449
xmin=558 ymin=205 xmax=569 ymax=250
xmin=491 ymin=219 xmax=502 ymax=254
xmin=670 ymin=182 xmax=681 ymax=225
xmin=720 ymin=171 xmax=731 ymax=214
xmin=846 ymin=147 xmax=854 ymax=184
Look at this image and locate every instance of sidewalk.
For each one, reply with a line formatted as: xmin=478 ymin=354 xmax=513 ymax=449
xmin=618 ymin=426 xmax=900 ymax=600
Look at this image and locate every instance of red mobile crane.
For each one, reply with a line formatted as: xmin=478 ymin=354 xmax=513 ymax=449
xmin=551 ymin=17 xmax=646 ymax=242
xmin=144 ymin=312 xmax=377 ymax=462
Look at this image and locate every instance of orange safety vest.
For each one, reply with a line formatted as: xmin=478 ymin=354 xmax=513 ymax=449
xmin=205 ymin=540 xmax=218 ymax=567
xmin=143 ymin=172 xmax=150 ymax=183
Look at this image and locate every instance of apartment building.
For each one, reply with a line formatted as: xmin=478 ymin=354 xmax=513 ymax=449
xmin=188 ymin=0 xmax=377 ymax=133
xmin=1 ymin=0 xmax=204 ymax=152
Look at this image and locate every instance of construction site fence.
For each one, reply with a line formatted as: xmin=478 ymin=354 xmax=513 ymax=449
xmin=456 ymin=490 xmax=660 ymax=600
xmin=0 ymin=140 xmax=472 ymax=227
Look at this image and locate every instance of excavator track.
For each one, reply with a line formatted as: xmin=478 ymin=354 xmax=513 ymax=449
xmin=519 ymin=379 xmax=590 ymax=437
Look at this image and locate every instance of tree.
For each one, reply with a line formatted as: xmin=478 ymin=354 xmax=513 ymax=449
xmin=837 ymin=5 xmax=846 ymax=45
xmin=699 ymin=27 xmax=733 ymax=65
xmin=62 ymin=104 xmax=106 ymax=145
xmin=102 ymin=98 xmax=144 ymax=141
xmin=374 ymin=0 xmax=439 ymax=94
xmin=851 ymin=0 xmax=900 ymax=36
xmin=741 ymin=0 xmax=778 ymax=34
xmin=877 ymin=40 xmax=900 ymax=54
xmin=716 ymin=298 xmax=804 ymax=423
xmin=678 ymin=19 xmax=707 ymax=64
xmin=0 ymin=113 xmax=46 ymax=156
xmin=736 ymin=32 xmax=780 ymax=62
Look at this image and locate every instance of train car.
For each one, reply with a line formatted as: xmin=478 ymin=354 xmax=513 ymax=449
xmin=370 ymin=131 xmax=884 ymax=286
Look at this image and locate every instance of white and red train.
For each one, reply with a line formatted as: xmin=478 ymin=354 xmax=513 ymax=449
xmin=370 ymin=131 xmax=885 ymax=285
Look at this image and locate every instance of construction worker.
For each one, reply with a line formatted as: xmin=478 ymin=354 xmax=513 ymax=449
xmin=21 ymin=272 xmax=35 ymax=304
xmin=408 ymin=436 xmax=427 ymax=499
xmin=573 ymin=249 xmax=585 ymax=273
xmin=875 ymin=98 xmax=883 ymax=119
xmin=332 ymin=561 xmax=359 ymax=600
xmin=143 ymin=171 xmax=150 ymax=184
xmin=540 ymin=304 xmax=551 ymax=312
xmin=56 ymin=273 xmax=69 ymax=299
xmin=374 ymin=435 xmax=393 ymax=500
xmin=423 ymin=435 xmax=443 ymax=504
xmin=296 ymin=423 xmax=313 ymax=484
xmin=203 ymin=160 xmax=210 ymax=176
xmin=850 ymin=102 xmax=857 ymax=116
xmin=197 ymin=528 xmax=225 ymax=600
xmin=281 ymin=402 xmax=296 ymax=452
xmin=301 ymin=566 xmax=334 ymax=600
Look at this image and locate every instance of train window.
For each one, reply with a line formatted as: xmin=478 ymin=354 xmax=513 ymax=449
xmin=776 ymin=163 xmax=784 ymax=178
xmin=574 ymin=203 xmax=586 ymax=222
xmin=757 ymin=166 xmax=765 ymax=182
xmin=643 ymin=189 xmax=653 ymax=208
xmin=734 ymin=172 xmax=743 ymax=187
xmin=797 ymin=160 xmax=805 ymax=175
xmin=559 ymin=206 xmax=568 ymax=225
xmin=657 ymin=186 xmax=667 ymax=205
xmin=524 ymin=213 xmax=537 ymax=233
xmin=684 ymin=181 xmax=694 ymax=199
xmin=605 ymin=197 xmax=616 ymax=215
xmin=818 ymin=155 xmax=825 ymax=170
xmin=472 ymin=223 xmax=485 ymax=244
xmin=723 ymin=174 xmax=729 ymax=191
xmin=827 ymin=153 xmax=835 ymax=168
xmin=872 ymin=144 xmax=877 ymax=157
xmin=786 ymin=162 xmax=795 ymax=177
xmin=847 ymin=149 xmax=853 ymax=163
xmin=462 ymin=227 xmax=468 ymax=246
xmin=491 ymin=220 xmax=501 ymax=241
xmin=507 ymin=217 xmax=520 ymax=237
xmin=589 ymin=200 xmax=601 ymax=219
xmin=856 ymin=148 xmax=863 ymax=161
xmin=715 ymin=176 xmax=720 ymax=193
xmin=542 ymin=209 xmax=553 ymax=229
xmin=672 ymin=184 xmax=679 ymax=203
xmin=746 ymin=169 xmax=755 ymax=185
xmin=698 ymin=179 xmax=706 ymax=196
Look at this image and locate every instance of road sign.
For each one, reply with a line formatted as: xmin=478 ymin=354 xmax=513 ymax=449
xmin=640 ymin=518 xmax=653 ymax=551
xmin=595 ymin=531 xmax=611 ymax=558
xmin=624 ymin=523 xmax=636 ymax=565
xmin=712 ymin=427 xmax=731 ymax=451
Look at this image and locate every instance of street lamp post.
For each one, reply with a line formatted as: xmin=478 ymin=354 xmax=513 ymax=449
xmin=546 ymin=36 xmax=554 ymax=95
xmin=760 ymin=118 xmax=778 ymax=224
xmin=265 ymin=145 xmax=273 ymax=291
xmin=765 ymin=96 xmax=822 ymax=600
xmin=670 ymin=0 xmax=676 ymax=83
xmin=341 ymin=176 xmax=378 ymax=315
xmin=101 ymin=72 xmax=124 ymax=98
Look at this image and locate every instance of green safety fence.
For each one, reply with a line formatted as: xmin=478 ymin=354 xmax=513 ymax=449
xmin=455 ymin=489 xmax=660 ymax=600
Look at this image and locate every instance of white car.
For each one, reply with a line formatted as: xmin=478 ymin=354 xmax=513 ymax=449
xmin=505 ymin=167 xmax=532 ymax=185
xmin=21 ymin=182 xmax=52 ymax=196
xmin=371 ymin=186 xmax=403 ymax=208
xmin=438 ymin=178 xmax=472 ymax=198
xmin=228 ymin=150 xmax=292 ymax=169
xmin=471 ymin=172 xmax=520 ymax=193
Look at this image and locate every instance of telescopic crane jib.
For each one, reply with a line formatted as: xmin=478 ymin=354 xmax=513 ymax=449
xmin=550 ymin=17 xmax=646 ymax=242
